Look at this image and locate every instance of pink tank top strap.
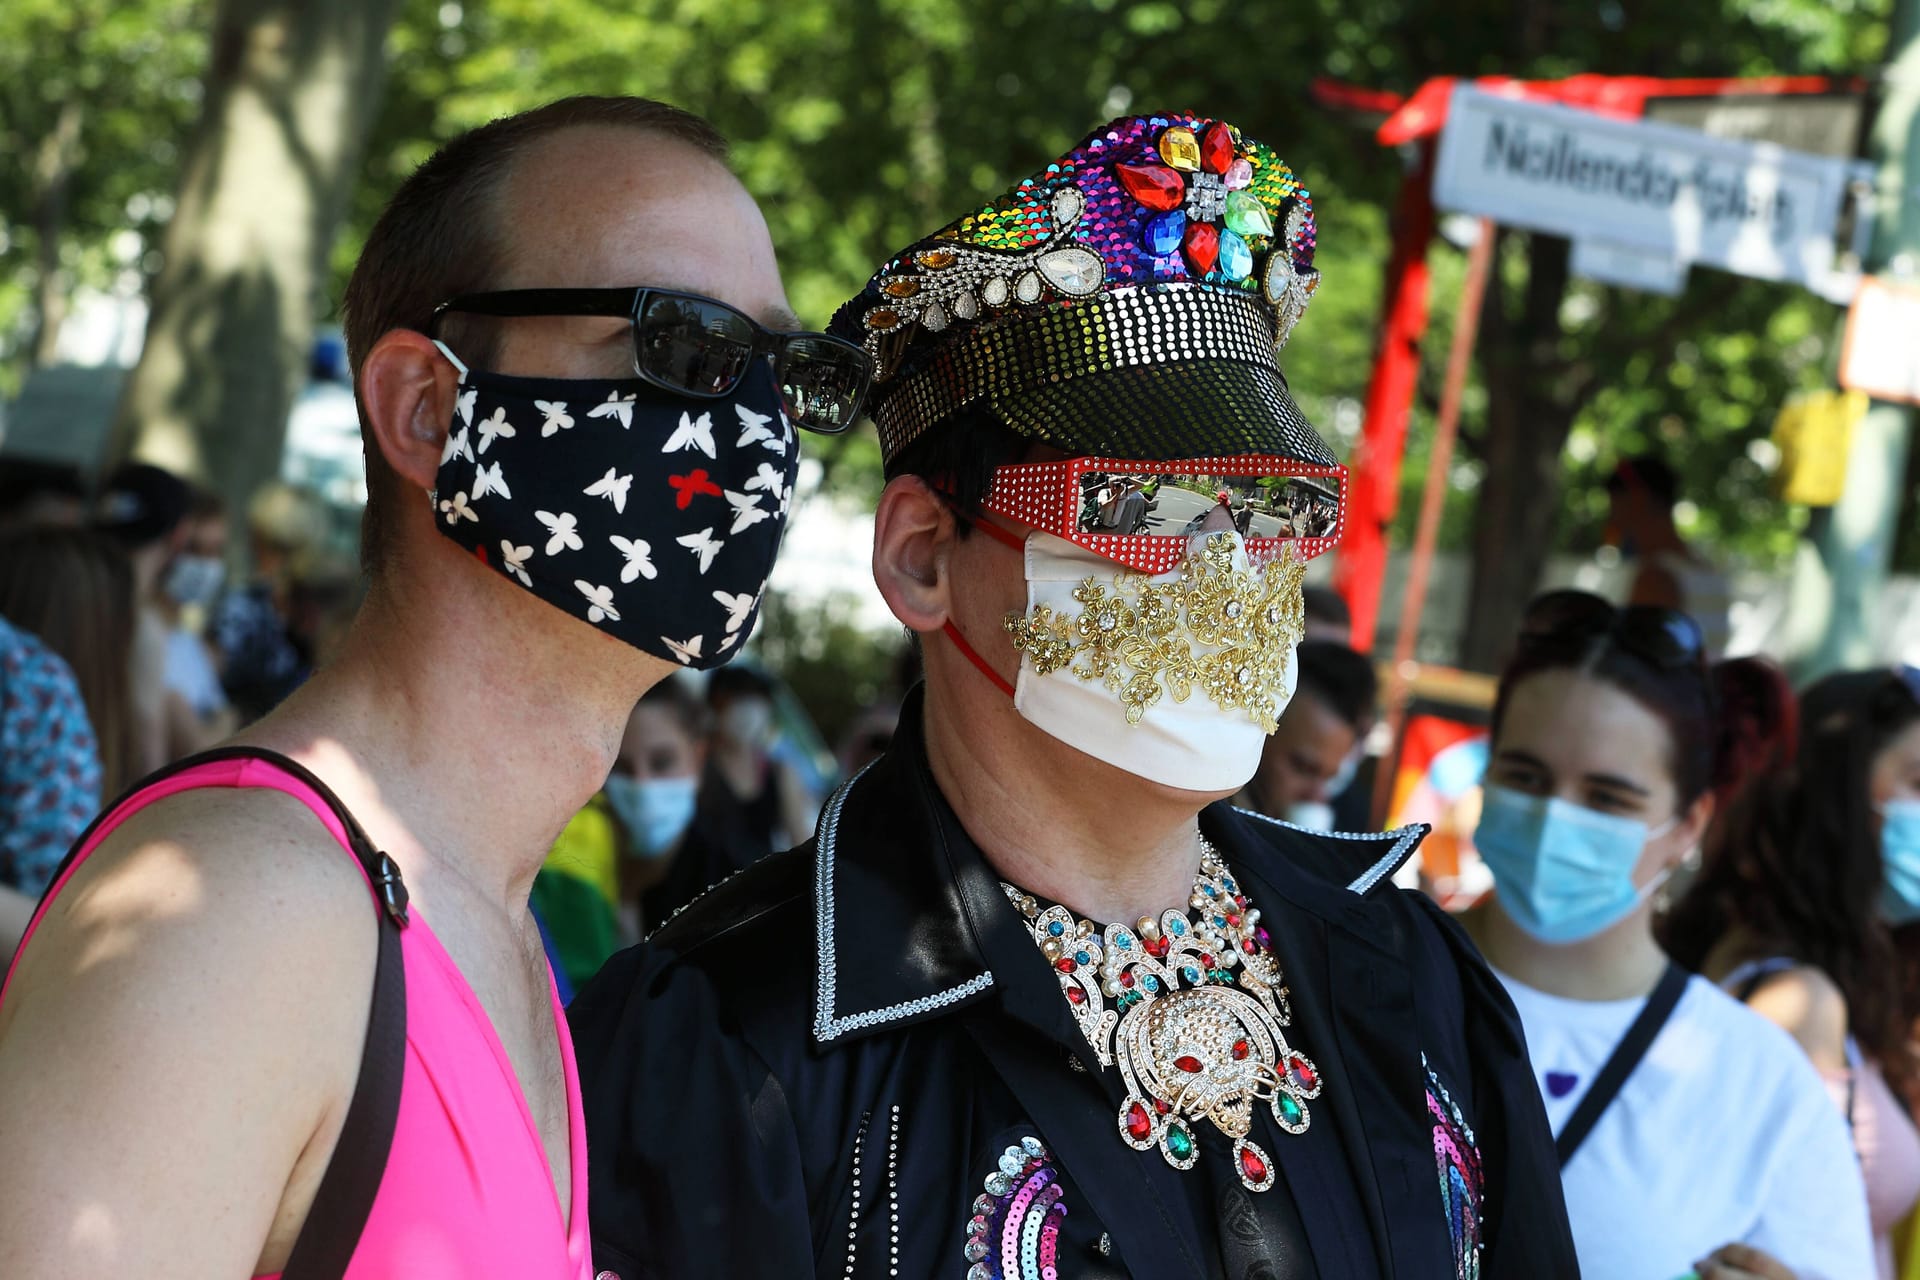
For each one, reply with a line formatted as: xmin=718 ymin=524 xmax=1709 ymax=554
xmin=1 ymin=748 xmax=414 ymax=1280
xmin=4 ymin=748 xmax=409 ymax=1005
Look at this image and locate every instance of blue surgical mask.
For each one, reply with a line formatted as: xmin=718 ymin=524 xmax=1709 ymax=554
xmin=603 ymin=774 xmax=699 ymax=859
xmin=1474 ymin=785 xmax=1676 ymax=945
xmin=1879 ymin=800 xmax=1920 ymax=924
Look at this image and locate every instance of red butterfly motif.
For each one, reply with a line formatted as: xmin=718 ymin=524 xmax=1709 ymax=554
xmin=668 ymin=469 xmax=723 ymax=510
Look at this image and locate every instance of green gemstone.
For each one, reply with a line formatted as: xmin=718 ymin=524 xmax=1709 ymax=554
xmin=1166 ymin=1124 xmax=1195 ymax=1159
xmin=1224 ymin=191 xmax=1276 ymax=239
xmin=1278 ymin=1094 xmax=1305 ymax=1125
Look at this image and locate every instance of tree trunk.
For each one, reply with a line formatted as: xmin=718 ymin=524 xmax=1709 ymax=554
xmin=108 ymin=0 xmax=400 ymax=511
xmin=26 ymin=96 xmax=83 ymax=369
xmin=1457 ymin=231 xmax=1578 ymax=673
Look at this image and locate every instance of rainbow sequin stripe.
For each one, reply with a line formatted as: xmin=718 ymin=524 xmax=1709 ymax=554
xmin=963 ymin=1137 xmax=1069 ymax=1280
xmin=1425 ymin=1054 xmax=1485 ymax=1280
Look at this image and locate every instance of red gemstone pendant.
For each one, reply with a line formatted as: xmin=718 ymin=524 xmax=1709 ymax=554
xmin=1125 ymin=1102 xmax=1153 ymax=1141
xmin=1290 ymin=1055 xmax=1319 ymax=1091
xmin=1174 ymin=1054 xmax=1203 ymax=1074
xmin=1239 ymin=1145 xmax=1268 ymax=1183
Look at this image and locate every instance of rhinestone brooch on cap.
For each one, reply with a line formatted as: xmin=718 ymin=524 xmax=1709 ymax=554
xmin=1003 ymin=838 xmax=1322 ymax=1193
xmin=861 ymin=185 xmax=1105 ymax=373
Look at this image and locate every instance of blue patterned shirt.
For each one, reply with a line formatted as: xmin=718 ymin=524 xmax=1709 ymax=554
xmin=0 ymin=616 xmax=102 ymax=894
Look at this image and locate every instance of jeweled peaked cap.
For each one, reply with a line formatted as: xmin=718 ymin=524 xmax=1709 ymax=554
xmin=829 ymin=111 xmax=1333 ymax=468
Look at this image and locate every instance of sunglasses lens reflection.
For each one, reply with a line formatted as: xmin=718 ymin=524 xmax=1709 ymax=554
xmin=1076 ymin=471 xmax=1342 ymax=540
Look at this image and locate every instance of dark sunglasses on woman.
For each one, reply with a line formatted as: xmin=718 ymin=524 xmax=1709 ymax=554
xmin=1519 ymin=589 xmax=1707 ymax=671
xmin=430 ymin=286 xmax=872 ymax=435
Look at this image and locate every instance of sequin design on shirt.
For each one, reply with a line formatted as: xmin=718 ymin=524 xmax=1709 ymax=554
xmin=1425 ymin=1053 xmax=1484 ymax=1280
xmin=963 ymin=1136 xmax=1068 ymax=1280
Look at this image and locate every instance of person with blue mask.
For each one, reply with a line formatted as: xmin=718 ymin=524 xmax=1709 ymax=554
xmin=1667 ymin=663 xmax=1920 ymax=1280
xmin=533 ymin=677 xmax=770 ymax=989
xmin=1461 ymin=590 xmax=1873 ymax=1280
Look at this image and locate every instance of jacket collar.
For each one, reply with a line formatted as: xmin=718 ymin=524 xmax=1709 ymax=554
xmin=809 ymin=686 xmax=1429 ymax=1048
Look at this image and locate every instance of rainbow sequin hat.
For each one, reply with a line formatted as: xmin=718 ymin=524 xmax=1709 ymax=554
xmin=829 ymin=111 xmax=1333 ymax=468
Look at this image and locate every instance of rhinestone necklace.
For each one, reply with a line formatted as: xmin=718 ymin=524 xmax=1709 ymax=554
xmin=1001 ymin=838 xmax=1321 ymax=1193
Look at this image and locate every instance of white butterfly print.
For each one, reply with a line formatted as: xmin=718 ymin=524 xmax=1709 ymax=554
xmin=535 ymin=509 xmax=583 ymax=555
xmin=583 ymin=467 xmax=633 ymax=515
xmin=744 ymin=461 xmax=786 ymax=501
xmin=676 ymin=527 xmax=724 ymax=574
xmin=470 ymin=460 xmax=510 ymax=501
xmin=719 ymin=631 xmax=741 ymax=653
xmin=536 ymin=400 xmax=575 ymax=438
xmin=587 ymin=390 xmax=636 ymax=429
xmin=662 ymin=635 xmax=704 ymax=665
xmin=724 ymin=489 xmax=770 ymax=534
xmin=609 ymin=535 xmax=658 ymax=584
xmin=500 ymin=541 xmax=534 ymax=587
xmin=712 ymin=589 xmax=756 ymax=635
xmin=455 ymin=387 xmax=477 ymax=427
xmin=438 ymin=490 xmax=477 ymax=525
xmin=574 ymin=580 xmax=621 ymax=624
xmin=441 ymin=425 xmax=474 ymax=467
xmin=476 ymin=406 xmax=517 ymax=454
xmin=734 ymin=404 xmax=776 ymax=449
xmin=663 ymin=410 xmax=717 ymax=459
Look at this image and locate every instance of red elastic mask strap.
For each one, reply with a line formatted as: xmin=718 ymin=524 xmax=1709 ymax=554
xmin=934 ymin=490 xmax=1028 ymax=554
xmin=942 ymin=621 xmax=1016 ymax=700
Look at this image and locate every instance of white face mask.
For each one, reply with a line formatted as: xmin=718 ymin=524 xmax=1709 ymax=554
xmin=951 ymin=529 xmax=1304 ymax=793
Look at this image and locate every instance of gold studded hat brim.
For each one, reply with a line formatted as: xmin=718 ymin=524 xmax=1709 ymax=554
xmin=868 ymin=283 xmax=1336 ymax=466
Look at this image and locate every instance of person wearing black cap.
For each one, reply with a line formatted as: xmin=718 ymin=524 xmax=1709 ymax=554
xmin=572 ymin=112 xmax=1575 ymax=1278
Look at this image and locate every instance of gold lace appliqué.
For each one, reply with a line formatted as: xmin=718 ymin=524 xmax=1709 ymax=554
xmin=1003 ymin=533 xmax=1307 ymax=732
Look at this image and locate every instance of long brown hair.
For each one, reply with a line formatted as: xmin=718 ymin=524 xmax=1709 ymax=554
xmin=0 ymin=526 xmax=138 ymax=795
xmin=1666 ymin=668 xmax=1920 ymax=1093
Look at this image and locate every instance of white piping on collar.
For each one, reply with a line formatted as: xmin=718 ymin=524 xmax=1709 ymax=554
xmin=812 ymin=763 xmax=995 ymax=1044
xmin=1232 ymin=807 xmax=1427 ymax=896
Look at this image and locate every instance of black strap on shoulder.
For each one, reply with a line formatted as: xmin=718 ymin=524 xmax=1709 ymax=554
xmin=1556 ymin=962 xmax=1688 ymax=1168
xmin=48 ymin=746 xmax=410 ymax=1280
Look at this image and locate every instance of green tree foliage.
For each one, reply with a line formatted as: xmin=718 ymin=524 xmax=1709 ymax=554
xmin=0 ymin=2 xmax=205 ymax=389
xmin=6 ymin=0 xmax=1901 ymax=659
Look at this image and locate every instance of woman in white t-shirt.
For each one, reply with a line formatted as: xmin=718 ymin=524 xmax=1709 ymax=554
xmin=1461 ymin=590 xmax=1873 ymax=1280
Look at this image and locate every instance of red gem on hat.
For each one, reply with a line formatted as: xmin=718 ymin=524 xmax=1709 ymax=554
xmin=1200 ymin=122 xmax=1236 ymax=175
xmin=1116 ymin=162 xmax=1184 ymax=212
xmin=1184 ymin=222 xmax=1219 ymax=275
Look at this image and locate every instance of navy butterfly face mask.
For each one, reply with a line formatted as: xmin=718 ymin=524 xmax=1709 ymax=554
xmin=429 ymin=341 xmax=798 ymax=669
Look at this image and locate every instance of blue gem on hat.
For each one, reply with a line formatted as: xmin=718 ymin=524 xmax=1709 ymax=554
xmin=1218 ymin=227 xmax=1254 ymax=282
xmin=1143 ymin=209 xmax=1186 ymax=257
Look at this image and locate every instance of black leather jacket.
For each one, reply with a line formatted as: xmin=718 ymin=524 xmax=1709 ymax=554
xmin=571 ymin=693 xmax=1577 ymax=1279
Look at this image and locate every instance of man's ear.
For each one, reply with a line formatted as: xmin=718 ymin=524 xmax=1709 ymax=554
xmin=872 ymin=475 xmax=958 ymax=632
xmin=358 ymin=329 xmax=463 ymax=491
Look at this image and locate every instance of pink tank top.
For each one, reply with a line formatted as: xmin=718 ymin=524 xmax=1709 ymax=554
xmin=0 ymin=757 xmax=594 ymax=1280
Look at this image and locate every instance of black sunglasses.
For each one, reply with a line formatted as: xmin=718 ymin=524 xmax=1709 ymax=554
xmin=1519 ymin=589 xmax=1707 ymax=670
xmin=430 ymin=287 xmax=870 ymax=435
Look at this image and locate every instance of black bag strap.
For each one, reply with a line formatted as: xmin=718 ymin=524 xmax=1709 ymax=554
xmin=49 ymin=746 xmax=410 ymax=1280
xmin=1555 ymin=962 xmax=1689 ymax=1168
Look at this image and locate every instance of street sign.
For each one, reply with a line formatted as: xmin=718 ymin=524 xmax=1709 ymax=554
xmin=1644 ymin=92 xmax=1866 ymax=159
xmin=1434 ymin=86 xmax=1855 ymax=290
xmin=1568 ymin=238 xmax=1689 ymax=295
xmin=1839 ymin=277 xmax=1920 ymax=406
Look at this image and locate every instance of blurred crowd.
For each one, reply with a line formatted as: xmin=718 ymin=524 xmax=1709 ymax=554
xmin=3 ymin=445 xmax=1919 ymax=1277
